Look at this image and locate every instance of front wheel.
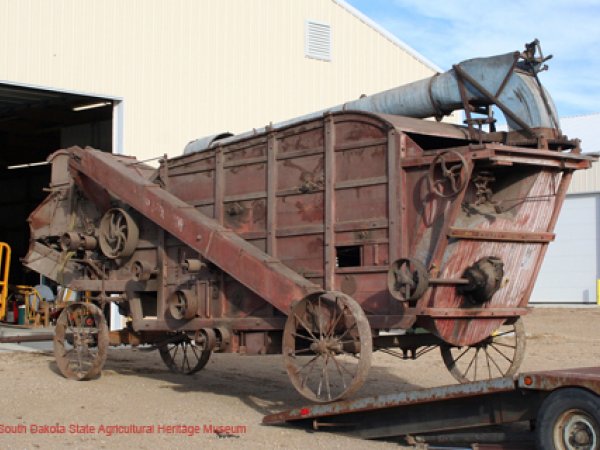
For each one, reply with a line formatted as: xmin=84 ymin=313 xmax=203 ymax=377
xmin=536 ymin=388 xmax=600 ymax=450
xmin=54 ymin=302 xmax=109 ymax=380
xmin=282 ymin=291 xmax=372 ymax=403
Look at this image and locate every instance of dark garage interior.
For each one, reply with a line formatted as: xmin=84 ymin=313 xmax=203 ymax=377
xmin=0 ymin=83 xmax=114 ymax=285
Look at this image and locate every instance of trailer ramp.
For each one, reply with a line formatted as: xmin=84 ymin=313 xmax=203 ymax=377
xmin=263 ymin=367 xmax=600 ymax=445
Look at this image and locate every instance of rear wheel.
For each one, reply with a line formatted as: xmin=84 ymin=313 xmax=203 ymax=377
xmin=440 ymin=318 xmax=525 ymax=383
xmin=536 ymin=388 xmax=600 ymax=450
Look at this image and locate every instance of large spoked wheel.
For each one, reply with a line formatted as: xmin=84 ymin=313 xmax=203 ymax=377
xmin=54 ymin=302 xmax=109 ymax=380
xmin=536 ymin=388 xmax=600 ymax=450
xmin=158 ymin=333 xmax=211 ymax=375
xmin=440 ymin=318 xmax=525 ymax=383
xmin=282 ymin=291 xmax=372 ymax=403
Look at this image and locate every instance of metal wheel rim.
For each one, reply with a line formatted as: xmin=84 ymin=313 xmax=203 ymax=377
xmin=554 ymin=410 xmax=598 ymax=450
xmin=54 ymin=302 xmax=109 ymax=380
xmin=440 ymin=318 xmax=526 ymax=383
xmin=282 ymin=291 xmax=372 ymax=403
xmin=159 ymin=334 xmax=211 ymax=375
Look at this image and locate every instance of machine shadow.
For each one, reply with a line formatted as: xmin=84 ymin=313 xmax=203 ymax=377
xmin=94 ymin=347 xmax=432 ymax=416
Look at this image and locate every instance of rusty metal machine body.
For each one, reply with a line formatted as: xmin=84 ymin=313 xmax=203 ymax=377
xmin=23 ymin=42 xmax=595 ymax=402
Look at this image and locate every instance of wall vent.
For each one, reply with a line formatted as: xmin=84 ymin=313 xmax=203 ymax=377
xmin=305 ymin=20 xmax=331 ymax=61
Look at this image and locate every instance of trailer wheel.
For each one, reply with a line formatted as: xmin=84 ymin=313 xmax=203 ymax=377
xmin=536 ymin=388 xmax=600 ymax=450
xmin=54 ymin=302 xmax=109 ymax=380
xmin=283 ymin=292 xmax=372 ymax=403
xmin=440 ymin=318 xmax=525 ymax=383
xmin=158 ymin=333 xmax=211 ymax=375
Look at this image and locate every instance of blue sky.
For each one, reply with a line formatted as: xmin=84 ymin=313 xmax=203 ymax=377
xmin=345 ymin=0 xmax=600 ymax=118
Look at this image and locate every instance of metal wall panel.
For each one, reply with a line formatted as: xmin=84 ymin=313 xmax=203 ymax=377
xmin=0 ymin=0 xmax=442 ymax=161
xmin=531 ymin=194 xmax=598 ymax=303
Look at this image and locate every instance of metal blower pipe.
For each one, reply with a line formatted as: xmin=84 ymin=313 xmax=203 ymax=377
xmin=184 ymin=47 xmax=559 ymax=155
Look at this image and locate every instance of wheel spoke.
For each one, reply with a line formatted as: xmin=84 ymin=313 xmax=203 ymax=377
xmin=493 ymin=330 xmax=516 ymax=338
xmin=317 ymin=357 xmax=326 ymax=398
xmin=184 ymin=344 xmax=191 ymax=371
xmin=171 ymin=344 xmax=180 ymax=360
xmin=293 ymin=312 xmax=318 ymax=341
xmin=332 ymin=355 xmax=356 ymax=377
xmin=297 ymin=355 xmax=319 ymax=373
xmin=337 ymin=321 xmax=358 ymax=341
xmin=317 ymin=296 xmax=323 ymax=337
xmin=326 ymin=297 xmax=343 ymax=337
xmin=491 ymin=341 xmax=517 ymax=349
xmin=323 ymin=354 xmax=332 ymax=401
xmin=451 ymin=346 xmax=471 ymax=364
xmin=292 ymin=348 xmax=314 ymax=355
xmin=488 ymin=342 xmax=514 ymax=364
xmin=189 ymin=343 xmax=200 ymax=362
xmin=181 ymin=343 xmax=189 ymax=372
xmin=463 ymin=348 xmax=479 ymax=379
xmin=299 ymin=355 xmax=319 ymax=388
xmin=330 ymin=355 xmax=348 ymax=389
xmin=291 ymin=332 xmax=315 ymax=343
xmin=486 ymin=347 xmax=505 ymax=375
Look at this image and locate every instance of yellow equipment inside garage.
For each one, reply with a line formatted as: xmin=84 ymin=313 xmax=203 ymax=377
xmin=0 ymin=242 xmax=51 ymax=326
xmin=0 ymin=242 xmax=10 ymax=321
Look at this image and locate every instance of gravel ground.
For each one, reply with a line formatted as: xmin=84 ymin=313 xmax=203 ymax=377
xmin=0 ymin=307 xmax=598 ymax=449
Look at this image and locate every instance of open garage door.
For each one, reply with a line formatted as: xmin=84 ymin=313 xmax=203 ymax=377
xmin=0 ymin=82 xmax=120 ymax=285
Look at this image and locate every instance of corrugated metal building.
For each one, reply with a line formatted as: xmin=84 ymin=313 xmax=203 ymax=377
xmin=0 ymin=0 xmax=443 ymax=284
xmin=0 ymin=0 xmax=442 ymax=160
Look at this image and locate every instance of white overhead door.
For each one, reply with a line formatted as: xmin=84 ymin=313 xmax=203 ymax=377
xmin=531 ymin=194 xmax=598 ymax=304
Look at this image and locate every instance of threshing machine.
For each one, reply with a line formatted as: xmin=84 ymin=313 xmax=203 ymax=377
xmin=23 ymin=41 xmax=595 ymax=402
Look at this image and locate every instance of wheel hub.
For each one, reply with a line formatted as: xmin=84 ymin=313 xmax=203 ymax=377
xmin=564 ymin=414 xmax=596 ymax=449
xmin=309 ymin=338 xmax=342 ymax=355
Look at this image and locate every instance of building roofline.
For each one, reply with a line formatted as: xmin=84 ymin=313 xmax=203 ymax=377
xmin=333 ymin=0 xmax=442 ymax=73
xmin=561 ymin=112 xmax=600 ymax=120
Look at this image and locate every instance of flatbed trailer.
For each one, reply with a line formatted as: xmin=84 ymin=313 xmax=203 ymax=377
xmin=263 ymin=366 xmax=600 ymax=448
